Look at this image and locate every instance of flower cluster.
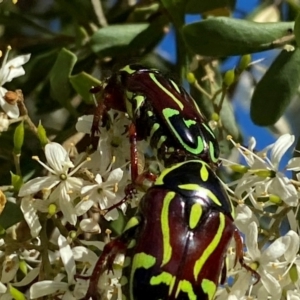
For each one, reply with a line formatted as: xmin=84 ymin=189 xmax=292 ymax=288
xmin=218 ymin=134 xmax=300 ymax=300
xmin=2 ymin=49 xmax=300 ymax=300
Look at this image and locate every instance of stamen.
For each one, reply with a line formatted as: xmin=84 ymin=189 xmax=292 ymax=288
xmin=68 ymin=156 xmax=91 ymax=176
xmin=32 ymin=156 xmax=57 ymax=174
xmin=1 ymin=46 xmax=11 ymax=69
xmin=114 ymin=182 xmax=118 ymax=193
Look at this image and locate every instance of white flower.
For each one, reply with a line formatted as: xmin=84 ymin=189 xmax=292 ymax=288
xmin=234 ymin=203 xmax=259 ymax=234
xmin=229 ymin=134 xmax=299 ymax=207
xmin=20 ymin=196 xmax=42 ymax=237
xmin=30 ymin=235 xmax=88 ymax=299
xmin=18 ymin=142 xmax=85 ymax=225
xmin=0 ymin=112 xmax=9 ymax=131
xmin=0 ymin=46 xmax=30 ymax=118
xmin=76 ymin=111 xmax=131 ymax=170
xmin=81 ymin=169 xmax=124 ymax=221
xmin=232 ymin=222 xmax=298 ymax=300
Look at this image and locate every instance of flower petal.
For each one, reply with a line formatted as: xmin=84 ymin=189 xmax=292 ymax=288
xmin=20 ymin=197 xmax=41 ymax=238
xmin=245 ymin=222 xmax=260 ymax=260
xmin=58 ymin=235 xmax=76 ymax=283
xmin=270 ymin=134 xmax=294 ymax=168
xmin=30 ymin=281 xmax=68 ymax=298
xmin=18 ymin=176 xmax=59 ymax=197
xmin=45 ymin=142 xmax=73 ymax=173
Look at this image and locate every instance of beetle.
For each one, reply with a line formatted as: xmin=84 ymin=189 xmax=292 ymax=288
xmin=84 ymin=160 xmax=259 ymax=300
xmin=91 ymin=64 xmax=220 ymax=185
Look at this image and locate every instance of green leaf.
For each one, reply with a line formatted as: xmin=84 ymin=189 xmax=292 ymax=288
xmin=183 ymin=17 xmax=294 ymax=56
xmin=69 ymin=72 xmax=102 ymax=104
xmin=294 ymin=14 xmax=300 ymax=47
xmin=11 ymin=172 xmax=23 ymax=193
xmin=49 ymin=48 xmax=77 ymax=114
xmin=128 ymin=15 xmax=168 ymax=54
xmin=185 ymin=0 xmax=236 ymax=14
xmin=160 ymin=0 xmax=185 ymax=28
xmin=90 ymin=24 xmax=150 ymax=55
xmin=251 ymin=48 xmax=300 ymax=126
xmin=110 ymin=210 xmax=127 ymax=236
xmin=0 ymin=201 xmax=24 ymax=229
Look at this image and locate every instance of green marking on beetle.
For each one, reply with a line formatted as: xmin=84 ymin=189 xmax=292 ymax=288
xmin=229 ymin=197 xmax=235 ymax=219
xmin=169 ymin=79 xmax=181 ymax=94
xmin=178 ymin=184 xmax=221 ymax=207
xmin=161 ymin=192 xmax=175 ymax=266
xmin=169 ymin=276 xmax=177 ymax=296
xmin=162 ymin=108 xmax=205 ymax=155
xmin=193 ymin=213 xmax=225 ymax=280
xmin=127 ymin=239 xmax=136 ymax=249
xmin=200 ymin=163 xmax=209 ymax=182
xmin=156 ymin=160 xmax=207 ymax=185
xmin=185 ymin=119 xmax=197 ymax=127
xmin=132 ymin=94 xmax=145 ymax=115
xmin=147 ymin=110 xmax=154 ymax=117
xmin=189 ymin=203 xmax=203 ymax=230
xmin=149 ymin=73 xmax=184 ymax=110
xmin=150 ymin=123 xmax=160 ymax=141
xmin=130 ymin=253 xmax=156 ymax=300
xmin=201 ymin=279 xmax=217 ymax=300
xmin=121 ymin=65 xmax=135 ymax=74
xmin=125 ymin=91 xmax=134 ymax=119
xmin=123 ymin=216 xmax=140 ymax=233
xmin=155 ymin=162 xmax=183 ymax=185
xmin=157 ymin=136 xmax=167 ymax=150
xmin=150 ymin=272 xmax=175 ymax=295
xmin=209 ymin=141 xmax=218 ymax=163
xmin=175 ymin=280 xmax=197 ymax=300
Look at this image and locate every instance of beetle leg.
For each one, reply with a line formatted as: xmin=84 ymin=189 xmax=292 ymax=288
xmin=84 ymin=216 xmax=141 ymax=300
xmin=104 ymin=184 xmax=137 ymax=214
xmin=220 ymin=257 xmax=228 ymax=285
xmin=129 ymin=122 xmax=138 ymax=183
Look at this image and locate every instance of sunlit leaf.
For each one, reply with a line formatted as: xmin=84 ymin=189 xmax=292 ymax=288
xmin=185 ymin=0 xmax=236 ymax=14
xmin=70 ymin=72 xmax=102 ymax=104
xmin=251 ymin=48 xmax=300 ymax=126
xmin=183 ymin=17 xmax=294 ymax=56
xmin=49 ymin=48 xmax=77 ymax=114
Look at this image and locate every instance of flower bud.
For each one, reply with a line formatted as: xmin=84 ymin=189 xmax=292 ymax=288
xmin=289 ymin=264 xmax=299 ymax=283
xmin=47 ymin=204 xmax=57 ymax=217
xmin=253 ymin=169 xmax=275 ymax=178
xmin=4 ymin=91 xmax=18 ymax=105
xmin=0 ymin=190 xmax=7 ymax=214
xmin=230 ymin=164 xmax=249 ymax=173
xmin=11 ymin=172 xmax=23 ymax=193
xmin=186 ymin=72 xmax=196 ymax=84
xmin=8 ymin=284 xmax=26 ymax=300
xmin=13 ymin=121 xmax=24 ymax=155
xmin=211 ymin=112 xmax=219 ymax=122
xmin=19 ymin=259 xmax=27 ymax=275
xmin=237 ymin=54 xmax=251 ymax=72
xmin=69 ymin=230 xmax=77 ymax=240
xmin=223 ymin=69 xmax=235 ymax=87
xmin=37 ymin=121 xmax=48 ymax=147
xmin=269 ymin=194 xmax=283 ymax=205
